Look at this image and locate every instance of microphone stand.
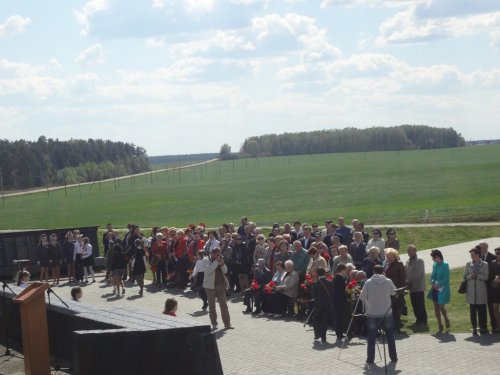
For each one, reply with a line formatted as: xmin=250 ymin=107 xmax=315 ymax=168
xmin=46 ymin=288 xmax=70 ymax=372
xmin=1 ymin=282 xmax=18 ymax=357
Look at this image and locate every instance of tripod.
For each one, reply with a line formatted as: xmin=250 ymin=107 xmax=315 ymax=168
xmin=46 ymin=288 xmax=70 ymax=372
xmin=338 ymin=294 xmax=382 ymax=361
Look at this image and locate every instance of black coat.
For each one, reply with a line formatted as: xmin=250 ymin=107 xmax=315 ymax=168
xmin=312 ymin=278 xmax=334 ymax=311
xmin=300 ymin=236 xmax=315 ymax=250
xmin=333 ymin=274 xmax=346 ymax=305
xmin=349 ymin=242 xmax=366 ymax=267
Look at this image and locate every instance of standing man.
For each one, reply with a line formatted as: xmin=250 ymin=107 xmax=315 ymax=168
xmin=359 ymin=265 xmax=398 ymax=365
xmin=290 ymin=240 xmax=309 ymax=280
xmin=405 ymin=244 xmax=427 ymax=326
xmin=311 ymin=267 xmax=333 ymax=343
xmin=478 ymin=241 xmax=497 ymax=332
xmin=203 ymin=248 xmax=232 ymax=331
xmin=300 ymin=226 xmax=315 ymax=250
xmin=335 ymin=217 xmax=352 ymax=245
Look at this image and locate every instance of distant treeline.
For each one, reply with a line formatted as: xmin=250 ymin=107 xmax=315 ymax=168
xmin=466 ymin=139 xmax=500 ymax=145
xmin=239 ymin=125 xmax=465 ymax=156
xmin=0 ymin=137 xmax=150 ymax=190
xmin=149 ymin=153 xmax=218 ymax=165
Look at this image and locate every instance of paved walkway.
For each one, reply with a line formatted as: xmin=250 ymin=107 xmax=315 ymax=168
xmin=61 ymin=276 xmax=499 ymax=374
xmin=399 ymin=237 xmax=500 ymax=270
xmin=2 ymin=238 xmax=499 ymax=375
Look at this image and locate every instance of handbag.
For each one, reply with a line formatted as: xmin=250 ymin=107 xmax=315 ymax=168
xmin=458 ymin=279 xmax=467 ymax=294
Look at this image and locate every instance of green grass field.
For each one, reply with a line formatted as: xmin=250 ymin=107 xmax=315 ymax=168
xmin=1 ymin=145 xmax=500 ymax=230
xmin=404 ymin=268 xmax=477 ymax=335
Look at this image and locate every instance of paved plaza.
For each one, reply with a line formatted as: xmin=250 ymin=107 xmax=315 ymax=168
xmin=2 ymin=238 xmax=500 ymax=374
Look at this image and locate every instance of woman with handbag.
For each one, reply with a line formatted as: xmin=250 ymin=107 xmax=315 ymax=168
xmin=464 ymin=246 xmax=490 ymax=335
xmin=427 ymin=249 xmax=450 ymax=333
xmin=489 ymin=247 xmax=500 ymax=333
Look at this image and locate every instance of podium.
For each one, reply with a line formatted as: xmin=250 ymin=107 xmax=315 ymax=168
xmin=13 ymin=282 xmax=51 ymax=375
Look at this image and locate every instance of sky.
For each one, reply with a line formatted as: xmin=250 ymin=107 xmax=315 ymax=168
xmin=1 ymin=0 xmax=500 ymax=156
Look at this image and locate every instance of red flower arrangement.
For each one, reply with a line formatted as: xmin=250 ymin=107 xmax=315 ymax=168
xmin=263 ymin=281 xmax=276 ymax=295
xmin=301 ymin=273 xmax=315 ymax=291
xmin=325 ymin=274 xmax=333 ymax=281
xmin=346 ymin=279 xmax=359 ymax=296
xmin=251 ymin=279 xmax=260 ymax=291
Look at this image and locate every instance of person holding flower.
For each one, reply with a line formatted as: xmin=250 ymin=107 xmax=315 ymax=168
xmin=312 ymin=267 xmax=334 ymax=343
xmin=243 ymin=258 xmax=272 ymax=315
xmin=272 ymin=260 xmax=299 ymax=318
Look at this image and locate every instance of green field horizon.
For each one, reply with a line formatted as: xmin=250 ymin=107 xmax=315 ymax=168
xmin=1 ymin=145 xmax=500 ymax=230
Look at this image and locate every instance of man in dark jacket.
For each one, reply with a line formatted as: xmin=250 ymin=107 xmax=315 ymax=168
xmin=311 ymin=267 xmax=334 ymax=343
xmin=244 ymin=258 xmax=272 ymax=314
xmin=333 ymin=264 xmax=348 ymax=340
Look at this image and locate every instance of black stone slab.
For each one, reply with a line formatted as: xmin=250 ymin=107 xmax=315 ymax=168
xmin=0 ymin=285 xmax=223 ymax=375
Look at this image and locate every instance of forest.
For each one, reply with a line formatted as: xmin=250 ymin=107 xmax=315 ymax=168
xmin=239 ymin=125 xmax=465 ymax=157
xmin=0 ymin=137 xmax=150 ymax=190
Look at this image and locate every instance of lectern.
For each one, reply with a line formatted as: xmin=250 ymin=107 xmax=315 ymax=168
xmin=13 ymin=282 xmax=50 ymax=375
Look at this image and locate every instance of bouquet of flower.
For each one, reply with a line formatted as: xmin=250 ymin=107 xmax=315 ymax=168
xmin=346 ymin=279 xmax=359 ymax=299
xmin=263 ymin=280 xmax=276 ymax=295
xmin=251 ymin=279 xmax=260 ymax=291
xmin=300 ymin=273 xmax=315 ymax=291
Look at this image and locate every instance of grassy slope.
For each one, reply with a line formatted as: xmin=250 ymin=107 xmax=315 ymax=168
xmin=1 ymin=145 xmax=500 ymax=229
xmin=405 ymin=268 xmax=475 ymax=335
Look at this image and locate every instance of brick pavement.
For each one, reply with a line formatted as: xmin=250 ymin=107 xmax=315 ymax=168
xmin=65 ymin=273 xmax=499 ymax=375
xmin=2 ymin=237 xmax=499 ymax=375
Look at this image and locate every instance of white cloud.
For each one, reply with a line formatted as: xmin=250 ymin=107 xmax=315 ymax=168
xmin=0 ymin=58 xmax=43 ymax=77
xmin=75 ymin=44 xmax=105 ymax=66
xmin=146 ymin=37 xmax=166 ymax=47
xmin=74 ymin=0 xmax=110 ymax=36
xmin=184 ymin=0 xmax=215 ymax=14
xmin=48 ymin=58 xmax=63 ymax=70
xmin=376 ymin=2 xmax=500 ymax=46
xmin=0 ymin=15 xmax=31 ymax=38
xmin=490 ymin=30 xmax=500 ymax=48
xmin=320 ymin=0 xmax=413 ymax=9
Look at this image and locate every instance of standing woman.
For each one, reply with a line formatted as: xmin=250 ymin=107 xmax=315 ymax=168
xmin=384 ymin=228 xmax=400 ymax=251
xmin=427 ymin=249 xmax=451 ymax=333
xmin=132 ymin=238 xmax=147 ymax=295
xmin=74 ymin=234 xmax=84 ymax=284
xmin=384 ymin=248 xmax=407 ymax=334
xmin=219 ymin=239 xmax=235 ymax=294
xmin=189 ymin=250 xmax=208 ymax=310
xmin=464 ymin=246 xmax=489 ymax=335
xmin=81 ymin=237 xmax=95 ymax=283
xmin=37 ymin=234 xmax=50 ymax=282
xmin=489 ymin=248 xmax=500 ymax=333
xmin=63 ymin=232 xmax=76 ymax=284
xmin=48 ymin=233 xmax=63 ymax=285
xmin=111 ymin=242 xmax=127 ymax=295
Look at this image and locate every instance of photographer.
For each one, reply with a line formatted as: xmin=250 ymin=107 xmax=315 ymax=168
xmin=359 ymin=265 xmax=398 ymax=365
xmin=203 ymin=248 xmax=232 ymax=331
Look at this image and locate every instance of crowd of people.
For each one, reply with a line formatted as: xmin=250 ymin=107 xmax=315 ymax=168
xmin=20 ymin=216 xmax=500 ymax=344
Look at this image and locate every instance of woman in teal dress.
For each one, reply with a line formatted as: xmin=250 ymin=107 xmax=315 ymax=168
xmin=427 ymin=249 xmax=451 ymax=333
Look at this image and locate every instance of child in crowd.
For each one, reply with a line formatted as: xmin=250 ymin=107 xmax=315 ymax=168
xmin=163 ymin=298 xmax=178 ymax=317
xmin=71 ymin=286 xmax=83 ymax=301
xmin=16 ymin=270 xmax=31 ymax=289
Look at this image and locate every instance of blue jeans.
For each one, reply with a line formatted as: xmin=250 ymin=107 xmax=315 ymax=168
xmin=367 ymin=316 xmax=398 ymax=363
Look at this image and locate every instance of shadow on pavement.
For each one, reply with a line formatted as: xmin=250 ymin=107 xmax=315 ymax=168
xmin=431 ymin=332 xmax=456 ymax=343
xmin=464 ymin=333 xmax=500 ymax=346
xmin=363 ymin=362 xmax=401 ymax=374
